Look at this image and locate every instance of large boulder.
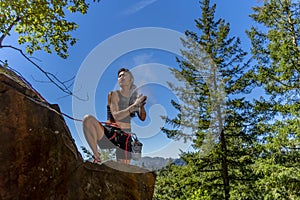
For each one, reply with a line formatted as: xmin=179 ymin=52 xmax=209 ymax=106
xmin=0 ymin=70 xmax=155 ymax=200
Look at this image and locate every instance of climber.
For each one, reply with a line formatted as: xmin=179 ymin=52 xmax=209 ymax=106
xmin=82 ymin=68 xmax=147 ymax=164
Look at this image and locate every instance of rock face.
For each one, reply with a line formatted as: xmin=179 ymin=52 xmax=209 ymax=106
xmin=0 ymin=71 xmax=156 ymax=200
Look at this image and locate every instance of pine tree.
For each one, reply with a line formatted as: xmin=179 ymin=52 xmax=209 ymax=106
xmin=155 ymin=0 xmax=257 ymax=199
xmin=247 ymin=0 xmax=300 ymax=198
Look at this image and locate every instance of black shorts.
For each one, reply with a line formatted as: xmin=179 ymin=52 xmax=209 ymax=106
xmin=97 ymin=125 xmax=132 ymax=160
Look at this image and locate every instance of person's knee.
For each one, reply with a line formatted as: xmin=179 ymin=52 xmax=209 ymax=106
xmin=82 ymin=114 xmax=96 ymax=128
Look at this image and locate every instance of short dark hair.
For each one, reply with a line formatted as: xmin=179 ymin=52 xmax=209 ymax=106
xmin=118 ymin=68 xmax=130 ymax=76
xmin=118 ymin=68 xmax=134 ymax=82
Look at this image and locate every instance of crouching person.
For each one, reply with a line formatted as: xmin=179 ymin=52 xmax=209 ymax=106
xmin=82 ymin=68 xmax=146 ymax=164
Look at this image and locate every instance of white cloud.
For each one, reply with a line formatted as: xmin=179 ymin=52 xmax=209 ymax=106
xmin=122 ymin=0 xmax=158 ymax=15
xmin=132 ymin=53 xmax=155 ymax=66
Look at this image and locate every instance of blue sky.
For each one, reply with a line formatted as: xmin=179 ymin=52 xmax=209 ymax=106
xmin=2 ymin=0 xmax=262 ymax=159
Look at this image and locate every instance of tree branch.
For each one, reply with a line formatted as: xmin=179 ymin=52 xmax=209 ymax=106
xmin=1 ymin=45 xmax=87 ymax=101
xmin=0 ymin=16 xmax=20 ymax=47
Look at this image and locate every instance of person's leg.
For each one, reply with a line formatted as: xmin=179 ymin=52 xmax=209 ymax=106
xmin=116 ymin=132 xmax=132 ymax=164
xmin=116 ymin=148 xmax=130 ymax=164
xmin=118 ymin=159 xmax=130 ymax=164
xmin=82 ymin=115 xmax=104 ymax=160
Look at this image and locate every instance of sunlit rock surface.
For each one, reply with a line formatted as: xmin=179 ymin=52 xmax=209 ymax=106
xmin=0 ymin=71 xmax=155 ymax=200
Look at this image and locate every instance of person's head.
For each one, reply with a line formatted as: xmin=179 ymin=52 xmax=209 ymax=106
xmin=118 ymin=68 xmax=138 ymax=113
xmin=117 ymin=68 xmax=134 ymax=88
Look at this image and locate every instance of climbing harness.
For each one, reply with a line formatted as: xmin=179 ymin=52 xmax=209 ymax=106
xmin=130 ymin=133 xmax=143 ymax=161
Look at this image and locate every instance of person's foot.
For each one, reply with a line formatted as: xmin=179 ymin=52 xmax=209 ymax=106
xmin=93 ymin=156 xmax=102 ymax=164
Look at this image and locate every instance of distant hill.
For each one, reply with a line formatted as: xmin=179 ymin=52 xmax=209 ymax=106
xmin=83 ymin=154 xmax=187 ymax=171
xmin=131 ymin=157 xmax=186 ymax=171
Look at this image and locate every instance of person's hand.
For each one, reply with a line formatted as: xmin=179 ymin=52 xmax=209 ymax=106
xmin=135 ymin=94 xmax=147 ymax=106
xmin=131 ymin=94 xmax=147 ymax=111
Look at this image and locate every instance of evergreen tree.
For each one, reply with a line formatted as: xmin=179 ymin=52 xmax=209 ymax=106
xmin=155 ymin=0 xmax=257 ymax=199
xmin=247 ymin=0 xmax=300 ymax=198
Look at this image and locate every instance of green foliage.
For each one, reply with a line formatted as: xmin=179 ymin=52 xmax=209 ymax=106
xmin=156 ymin=0 xmax=257 ymax=199
xmin=190 ymin=189 xmax=211 ymax=200
xmin=156 ymin=0 xmax=300 ymax=198
xmin=252 ymin=158 xmax=300 ymax=199
xmin=248 ymin=0 xmax=300 ymax=94
xmin=99 ymin=149 xmax=116 ymax=161
xmin=154 ymin=153 xmax=213 ymax=200
xmin=0 ymin=0 xmax=100 ymax=58
xmin=155 ymin=0 xmax=300 ymax=200
xmin=247 ymin=0 xmax=300 ymax=199
xmin=81 ymin=146 xmax=115 ymax=161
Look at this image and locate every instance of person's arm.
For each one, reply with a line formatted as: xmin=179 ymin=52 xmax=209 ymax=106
xmin=137 ymin=95 xmax=147 ymax=121
xmin=130 ymin=94 xmax=147 ymax=121
xmin=138 ymin=103 xmax=146 ymax=121
xmin=110 ymin=91 xmax=131 ymax=121
xmin=110 ymin=92 xmax=147 ymax=121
